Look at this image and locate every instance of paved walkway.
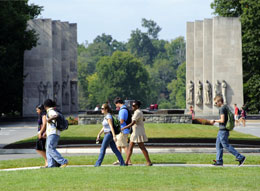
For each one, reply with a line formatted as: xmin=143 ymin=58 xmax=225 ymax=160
xmin=1 ymin=163 xmax=260 ymax=172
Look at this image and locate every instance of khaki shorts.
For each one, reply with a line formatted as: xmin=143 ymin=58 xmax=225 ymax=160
xmin=235 ymin=115 xmax=239 ymax=120
xmin=116 ymin=133 xmax=129 ymax=147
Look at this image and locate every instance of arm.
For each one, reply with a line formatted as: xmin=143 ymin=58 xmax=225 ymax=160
xmin=47 ymin=115 xmax=58 ymax=123
xmin=107 ymin=118 xmax=117 ymax=142
xmin=96 ymin=127 xmax=104 ymax=141
xmin=211 ymin=114 xmax=225 ymax=124
xmin=121 ymin=120 xmax=136 ymax=131
xmin=38 ymin=115 xmax=47 ymax=139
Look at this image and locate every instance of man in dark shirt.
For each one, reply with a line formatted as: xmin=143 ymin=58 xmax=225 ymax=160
xmin=211 ymin=95 xmax=246 ymax=166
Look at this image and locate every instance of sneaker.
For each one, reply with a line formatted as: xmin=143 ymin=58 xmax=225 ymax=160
xmin=113 ymin=161 xmax=120 ymax=165
xmin=238 ymin=157 xmax=246 ymax=167
xmin=60 ymin=162 xmax=68 ymax=168
xmin=212 ymin=160 xmax=223 ymax=166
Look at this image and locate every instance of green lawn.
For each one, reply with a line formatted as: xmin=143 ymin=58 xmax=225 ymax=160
xmin=1 ymin=153 xmax=260 ymax=169
xmin=13 ymin=123 xmax=259 ymax=145
xmin=0 ymin=165 xmax=260 ymax=191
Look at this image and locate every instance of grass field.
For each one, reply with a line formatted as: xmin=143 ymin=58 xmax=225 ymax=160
xmin=1 ymin=153 xmax=260 ymax=169
xmin=13 ymin=123 xmax=260 ymax=145
xmin=0 ymin=163 xmax=260 ymax=191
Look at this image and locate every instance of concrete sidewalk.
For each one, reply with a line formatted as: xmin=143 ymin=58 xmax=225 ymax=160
xmin=1 ymin=163 xmax=260 ymax=172
xmin=1 ymin=147 xmax=260 ymax=155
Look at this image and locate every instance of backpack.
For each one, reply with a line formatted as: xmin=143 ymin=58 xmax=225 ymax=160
xmin=122 ymin=107 xmax=133 ymax=133
xmin=48 ymin=109 xmax=69 ymax=131
xmin=225 ymin=106 xmax=235 ymax=131
xmin=122 ymin=107 xmax=132 ymax=125
xmin=112 ymin=115 xmax=121 ymax=135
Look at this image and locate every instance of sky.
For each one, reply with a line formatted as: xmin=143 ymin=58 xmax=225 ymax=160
xmin=29 ymin=0 xmax=214 ymax=44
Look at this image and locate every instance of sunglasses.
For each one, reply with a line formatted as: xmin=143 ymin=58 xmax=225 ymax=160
xmin=101 ymin=108 xmax=105 ymax=110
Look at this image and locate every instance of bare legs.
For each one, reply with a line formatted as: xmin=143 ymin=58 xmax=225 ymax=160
xmin=116 ymin=146 xmax=132 ymax=164
xmin=36 ymin=150 xmax=48 ymax=166
xmin=125 ymin=142 xmax=152 ymax=166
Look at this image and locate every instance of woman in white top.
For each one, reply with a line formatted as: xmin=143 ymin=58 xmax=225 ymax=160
xmin=122 ymin=100 xmax=152 ymax=166
xmin=95 ymin=103 xmax=125 ymax=166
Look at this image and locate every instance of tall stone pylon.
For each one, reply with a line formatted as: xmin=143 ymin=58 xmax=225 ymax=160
xmin=23 ymin=19 xmax=78 ymax=117
xmin=186 ymin=17 xmax=243 ymax=116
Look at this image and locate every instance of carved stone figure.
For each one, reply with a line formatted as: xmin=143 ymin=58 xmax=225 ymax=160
xmin=204 ymin=80 xmax=212 ymax=105
xmin=187 ymin=80 xmax=194 ymax=104
xmin=62 ymin=75 xmax=70 ymax=105
xmin=38 ymin=81 xmax=45 ymax=104
xmin=44 ymin=81 xmax=51 ymax=100
xmin=214 ymin=80 xmax=221 ymax=96
xmin=222 ymin=80 xmax=227 ymax=104
xmin=196 ymin=80 xmax=203 ymax=105
xmin=71 ymin=82 xmax=77 ymax=105
xmin=53 ymin=81 xmax=60 ymax=104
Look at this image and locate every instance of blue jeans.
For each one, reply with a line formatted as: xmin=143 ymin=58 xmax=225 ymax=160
xmin=216 ymin=130 xmax=244 ymax=164
xmin=95 ymin=132 xmax=125 ymax=167
xmin=46 ymin=134 xmax=68 ymax=167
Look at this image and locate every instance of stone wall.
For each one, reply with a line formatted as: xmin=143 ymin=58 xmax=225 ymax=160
xmin=186 ymin=17 xmax=243 ymax=115
xmin=23 ymin=19 xmax=78 ymax=116
xmin=78 ymin=114 xmax=192 ymax=125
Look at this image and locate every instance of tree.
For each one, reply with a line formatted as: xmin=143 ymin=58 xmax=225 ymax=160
xmin=168 ymin=62 xmax=186 ymax=108
xmin=211 ymin=0 xmax=260 ymax=113
xmin=0 ymin=1 xmax=42 ymax=115
xmin=78 ymin=34 xmax=127 ymax=109
xmin=87 ymin=51 xmax=150 ymax=108
xmin=127 ymin=29 xmax=156 ymax=65
xmin=165 ymin=36 xmax=186 ymax=69
xmin=141 ymin=18 xmax=162 ymax=39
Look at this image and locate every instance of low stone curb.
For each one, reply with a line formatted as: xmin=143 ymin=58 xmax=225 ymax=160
xmin=1 ymin=147 xmax=260 ymax=154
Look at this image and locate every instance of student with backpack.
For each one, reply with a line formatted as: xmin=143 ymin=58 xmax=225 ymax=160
xmin=95 ymin=103 xmax=125 ymax=167
xmin=210 ymin=95 xmax=246 ymax=166
xmin=122 ymin=100 xmax=152 ymax=166
xmin=113 ymin=97 xmax=132 ymax=165
xmin=44 ymin=99 xmax=68 ymax=168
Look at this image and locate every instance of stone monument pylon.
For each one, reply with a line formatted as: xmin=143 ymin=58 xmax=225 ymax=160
xmin=186 ymin=17 xmax=243 ymax=116
xmin=23 ymin=19 xmax=78 ymax=117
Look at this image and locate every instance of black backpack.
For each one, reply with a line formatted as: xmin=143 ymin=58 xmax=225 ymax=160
xmin=121 ymin=107 xmax=132 ymax=133
xmin=48 ymin=109 xmax=69 ymax=131
xmin=122 ymin=107 xmax=132 ymax=125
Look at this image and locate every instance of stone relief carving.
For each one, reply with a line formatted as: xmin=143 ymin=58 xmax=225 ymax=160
xmin=62 ymin=75 xmax=70 ymax=105
xmin=222 ymin=80 xmax=227 ymax=104
xmin=204 ymin=80 xmax=212 ymax=105
xmin=53 ymin=81 xmax=60 ymax=104
xmin=187 ymin=80 xmax=194 ymax=104
xmin=70 ymin=81 xmax=77 ymax=105
xmin=38 ymin=81 xmax=51 ymax=104
xmin=196 ymin=80 xmax=203 ymax=105
xmin=214 ymin=80 xmax=221 ymax=96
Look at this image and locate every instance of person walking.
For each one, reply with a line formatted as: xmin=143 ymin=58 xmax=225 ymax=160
xmin=239 ymin=106 xmax=247 ymax=127
xmin=113 ymin=97 xmax=132 ymax=165
xmin=95 ymin=103 xmax=125 ymax=167
xmin=122 ymin=100 xmax=152 ymax=166
xmin=234 ymin=104 xmax=239 ymax=127
xmin=44 ymin=99 xmax=68 ymax=168
xmin=211 ymin=95 xmax=246 ymax=166
xmin=35 ymin=104 xmax=48 ymax=167
xmin=189 ymin=105 xmax=195 ymax=120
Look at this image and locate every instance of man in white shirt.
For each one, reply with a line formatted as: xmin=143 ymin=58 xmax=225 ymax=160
xmin=44 ymin=99 xmax=68 ymax=168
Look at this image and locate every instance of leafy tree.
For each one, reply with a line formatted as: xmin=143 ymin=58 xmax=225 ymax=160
xmin=168 ymin=62 xmax=186 ymax=108
xmin=87 ymin=51 xmax=150 ymax=108
xmin=211 ymin=0 xmax=260 ymax=113
xmin=165 ymin=36 xmax=186 ymax=69
xmin=141 ymin=18 xmax=162 ymax=39
xmin=78 ymin=35 xmax=126 ymax=109
xmin=0 ymin=1 xmax=42 ymax=115
xmin=127 ymin=29 xmax=156 ymax=65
